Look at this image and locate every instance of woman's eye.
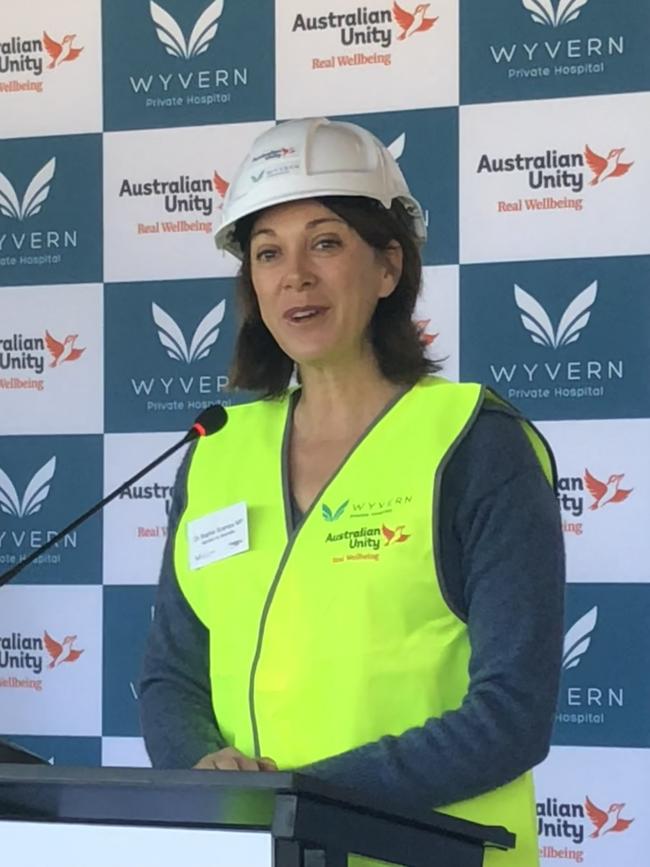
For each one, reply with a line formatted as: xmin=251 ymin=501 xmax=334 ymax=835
xmin=314 ymin=237 xmax=342 ymax=250
xmin=255 ymin=248 xmax=277 ymax=262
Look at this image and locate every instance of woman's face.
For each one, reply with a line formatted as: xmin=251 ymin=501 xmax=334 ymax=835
xmin=249 ymin=200 xmax=401 ymax=368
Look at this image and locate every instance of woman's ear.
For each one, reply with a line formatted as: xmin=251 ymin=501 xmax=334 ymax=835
xmin=379 ymin=241 xmax=404 ymax=298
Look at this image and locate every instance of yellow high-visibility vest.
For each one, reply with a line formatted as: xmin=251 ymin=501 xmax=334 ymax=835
xmin=175 ymin=377 xmax=555 ymax=866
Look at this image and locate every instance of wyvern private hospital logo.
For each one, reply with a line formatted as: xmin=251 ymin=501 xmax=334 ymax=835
xmin=0 ymin=158 xmax=55 ymax=221
xmin=477 ymin=143 xmax=634 ymax=214
xmin=0 ymin=329 xmax=85 ymax=393
xmin=522 ymin=0 xmax=590 ymax=28
xmin=152 ymin=301 xmax=225 ymax=364
xmin=485 ymin=0 xmax=625 ymax=87
xmin=484 ymin=278 xmax=627 ymax=411
xmin=150 ymin=0 xmax=223 ymax=60
xmin=562 ymin=606 xmax=597 ymax=670
xmin=0 ymin=457 xmax=56 ymax=519
xmin=298 ymin=2 xmax=438 ymax=71
xmin=0 ymin=31 xmax=84 ymax=95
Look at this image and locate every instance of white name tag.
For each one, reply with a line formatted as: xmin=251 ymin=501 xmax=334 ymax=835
xmin=187 ymin=502 xmax=249 ymax=570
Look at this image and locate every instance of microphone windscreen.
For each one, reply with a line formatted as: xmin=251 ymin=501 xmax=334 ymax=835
xmin=191 ymin=404 xmax=228 ymax=438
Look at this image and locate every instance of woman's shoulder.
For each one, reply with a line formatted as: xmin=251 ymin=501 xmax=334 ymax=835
xmin=446 ymin=404 xmax=548 ymax=499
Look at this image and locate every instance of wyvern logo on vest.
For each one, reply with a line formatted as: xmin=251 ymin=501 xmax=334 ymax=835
xmin=104 ymin=0 xmax=274 ymax=130
xmin=0 ymin=29 xmax=84 ymax=96
xmin=295 ymin=2 xmax=438 ymax=71
xmin=536 ymin=794 xmax=634 ymax=860
xmin=0 ymin=329 xmax=86 ymax=394
xmin=477 ymin=142 xmax=634 ymax=215
xmin=557 ymin=467 xmax=633 ymax=536
xmin=118 ymin=170 xmax=225 ymax=236
xmin=104 ymin=279 xmax=239 ymax=433
xmin=0 ymin=629 xmax=84 ymax=691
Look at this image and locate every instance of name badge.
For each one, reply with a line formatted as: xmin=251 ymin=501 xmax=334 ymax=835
xmin=187 ymin=502 xmax=249 ymax=570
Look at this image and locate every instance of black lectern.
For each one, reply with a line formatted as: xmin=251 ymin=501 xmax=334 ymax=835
xmin=0 ymin=765 xmax=515 ymax=867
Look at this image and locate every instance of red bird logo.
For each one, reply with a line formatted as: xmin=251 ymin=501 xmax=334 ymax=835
xmin=44 ymin=331 xmax=85 ymax=368
xmin=382 ymin=524 xmax=411 ymax=546
xmin=414 ymin=319 xmax=438 ymax=347
xmin=584 ymin=797 xmax=634 ymax=838
xmin=393 ymin=3 xmax=438 ymax=40
xmin=42 ymin=32 xmax=84 ymax=70
xmin=43 ymin=631 xmax=84 ymax=669
xmin=584 ymin=145 xmax=634 ymax=186
xmin=583 ymin=469 xmax=633 ymax=510
xmin=213 ymin=170 xmax=230 ymax=203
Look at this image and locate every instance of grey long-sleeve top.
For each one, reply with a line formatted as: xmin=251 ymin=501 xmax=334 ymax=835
xmin=139 ymin=405 xmax=565 ymax=809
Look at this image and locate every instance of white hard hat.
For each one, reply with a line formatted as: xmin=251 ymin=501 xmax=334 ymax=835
xmin=214 ymin=117 xmax=427 ymax=259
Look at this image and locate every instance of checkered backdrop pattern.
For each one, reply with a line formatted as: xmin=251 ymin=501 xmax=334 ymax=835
xmin=1 ymin=2 xmax=649 ymax=863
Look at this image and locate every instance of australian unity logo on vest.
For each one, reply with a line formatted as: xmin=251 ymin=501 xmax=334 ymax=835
xmin=294 ymin=2 xmax=439 ymax=71
xmin=477 ymin=141 xmax=634 ymax=215
xmin=0 ymin=629 xmax=84 ymax=692
xmin=321 ymin=493 xmax=413 ymax=563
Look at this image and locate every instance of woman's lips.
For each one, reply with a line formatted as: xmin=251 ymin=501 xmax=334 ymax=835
xmin=283 ymin=305 xmax=329 ymax=323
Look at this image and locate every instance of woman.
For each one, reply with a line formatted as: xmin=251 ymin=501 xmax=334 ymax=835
xmin=140 ymin=118 xmax=564 ymax=866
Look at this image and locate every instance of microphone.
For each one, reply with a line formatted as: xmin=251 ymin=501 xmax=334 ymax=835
xmin=0 ymin=405 xmax=227 ymax=589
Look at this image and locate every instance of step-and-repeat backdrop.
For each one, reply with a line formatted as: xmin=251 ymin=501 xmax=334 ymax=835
xmin=1 ymin=2 xmax=649 ymax=863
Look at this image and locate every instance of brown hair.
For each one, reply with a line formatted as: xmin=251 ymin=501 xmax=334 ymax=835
xmin=229 ymin=196 xmax=441 ymax=398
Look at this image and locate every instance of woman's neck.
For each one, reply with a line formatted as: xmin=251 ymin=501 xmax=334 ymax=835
xmin=294 ymin=356 xmax=405 ymax=443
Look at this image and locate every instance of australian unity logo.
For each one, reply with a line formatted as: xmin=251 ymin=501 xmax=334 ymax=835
xmin=0 ymin=329 xmax=85 ymax=393
xmin=558 ymin=467 xmax=633 ymax=532
xmin=488 ymin=0 xmax=625 ymax=85
xmin=126 ymin=0 xmax=247 ymax=111
xmin=478 ymin=142 xmax=634 ymax=215
xmin=120 ymin=169 xmax=225 ymax=236
xmin=0 ymin=31 xmax=84 ymax=95
xmin=489 ymin=280 xmax=625 ymax=407
xmin=537 ymin=792 xmax=633 ymax=856
xmin=302 ymin=2 xmax=438 ymax=71
xmin=0 ymin=629 xmax=84 ymax=689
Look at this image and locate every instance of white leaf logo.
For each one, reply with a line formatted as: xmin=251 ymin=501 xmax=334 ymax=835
xmin=150 ymin=0 xmax=224 ymax=60
xmin=152 ymin=301 xmax=225 ymax=364
xmin=514 ymin=281 xmax=597 ymax=350
xmin=522 ymin=0 xmax=589 ymax=27
xmin=0 ymin=158 xmax=56 ymax=221
xmin=188 ymin=299 xmax=225 ymax=362
xmin=0 ymin=457 xmax=56 ymax=519
xmin=388 ymin=133 xmax=406 ymax=162
xmin=563 ymin=606 xmax=598 ymax=670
